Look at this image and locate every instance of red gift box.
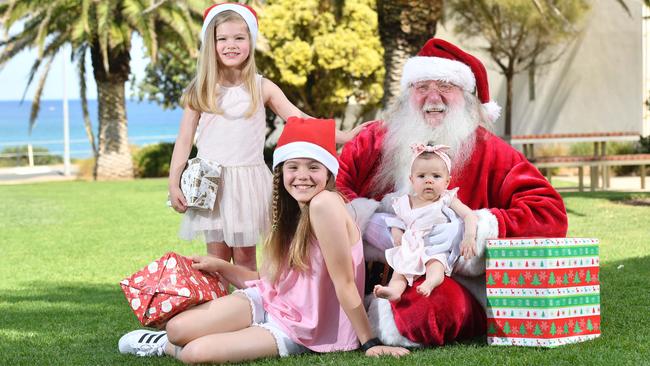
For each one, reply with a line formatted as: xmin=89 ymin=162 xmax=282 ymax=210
xmin=120 ymin=252 xmax=227 ymax=328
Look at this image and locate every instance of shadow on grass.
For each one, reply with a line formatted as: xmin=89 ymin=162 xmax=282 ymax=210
xmin=0 ymin=256 xmax=648 ymax=365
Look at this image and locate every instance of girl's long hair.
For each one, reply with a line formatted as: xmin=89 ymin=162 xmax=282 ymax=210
xmin=181 ymin=10 xmax=260 ymax=117
xmin=262 ymin=164 xmax=338 ymax=283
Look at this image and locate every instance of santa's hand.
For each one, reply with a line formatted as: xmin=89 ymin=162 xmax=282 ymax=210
xmin=427 ymin=207 xmax=463 ymax=247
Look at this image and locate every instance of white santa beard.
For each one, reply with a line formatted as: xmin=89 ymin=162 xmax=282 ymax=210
xmin=373 ymin=93 xmax=479 ymax=195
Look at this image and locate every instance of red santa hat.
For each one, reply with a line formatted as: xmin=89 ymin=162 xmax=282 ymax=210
xmin=273 ymin=117 xmax=339 ymax=176
xmin=201 ymin=3 xmax=258 ymax=47
xmin=401 ymin=38 xmax=501 ymax=122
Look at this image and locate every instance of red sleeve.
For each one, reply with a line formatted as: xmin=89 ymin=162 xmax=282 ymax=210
xmin=336 ymin=121 xmax=384 ymax=200
xmin=489 ymin=159 xmax=568 ymax=238
xmin=454 ymin=128 xmax=568 ymax=239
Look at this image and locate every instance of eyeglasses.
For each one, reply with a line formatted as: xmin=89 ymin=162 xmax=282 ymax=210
xmin=411 ymin=80 xmax=458 ymax=95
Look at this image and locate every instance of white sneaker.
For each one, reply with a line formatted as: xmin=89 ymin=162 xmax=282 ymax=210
xmin=118 ymin=329 xmax=168 ymax=357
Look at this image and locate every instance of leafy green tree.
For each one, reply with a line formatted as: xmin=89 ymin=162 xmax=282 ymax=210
xmin=550 ymin=322 xmax=557 ymax=335
xmin=0 ymin=0 xmax=203 ymax=179
xmin=519 ymin=323 xmax=526 ymax=335
xmin=257 ymin=0 xmax=384 ymax=124
xmin=375 ymin=0 xmax=442 ymax=107
xmin=531 ymin=273 xmax=542 ymax=286
xmin=533 ymin=324 xmax=542 ymax=336
xmin=548 ymin=271 xmax=556 ymax=285
xmin=445 ymin=0 xmax=590 ymax=141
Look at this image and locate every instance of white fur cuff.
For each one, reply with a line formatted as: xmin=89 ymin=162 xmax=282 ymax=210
xmin=366 ymin=295 xmax=422 ymax=347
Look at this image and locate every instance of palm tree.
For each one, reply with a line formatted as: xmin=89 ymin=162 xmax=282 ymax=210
xmin=0 ymin=0 xmax=202 ymax=179
xmin=376 ymin=0 xmax=443 ymax=108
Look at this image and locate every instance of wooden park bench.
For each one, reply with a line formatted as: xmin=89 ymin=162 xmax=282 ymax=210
xmin=511 ymin=132 xmax=649 ymax=191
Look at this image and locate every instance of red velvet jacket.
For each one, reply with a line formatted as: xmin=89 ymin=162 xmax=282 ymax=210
xmin=337 ymin=121 xmax=568 ymax=238
xmin=336 ymin=121 xmax=568 ymax=346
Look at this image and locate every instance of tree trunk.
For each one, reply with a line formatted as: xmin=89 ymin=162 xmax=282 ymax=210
xmin=376 ymin=0 xmax=442 ymax=108
xmin=95 ymin=79 xmax=133 ymax=179
xmin=504 ymin=71 xmax=514 ymax=144
xmin=91 ymin=44 xmax=133 ymax=180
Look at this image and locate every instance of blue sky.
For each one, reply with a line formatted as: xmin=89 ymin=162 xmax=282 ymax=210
xmin=0 ymin=35 xmax=147 ymax=101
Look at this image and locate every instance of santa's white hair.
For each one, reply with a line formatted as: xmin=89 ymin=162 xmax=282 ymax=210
xmin=372 ymin=90 xmax=490 ymax=196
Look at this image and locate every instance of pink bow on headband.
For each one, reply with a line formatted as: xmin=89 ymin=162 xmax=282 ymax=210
xmin=410 ymin=143 xmax=452 ymax=174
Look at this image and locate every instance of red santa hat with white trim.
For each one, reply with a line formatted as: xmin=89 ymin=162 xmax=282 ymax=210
xmin=273 ymin=117 xmax=339 ymax=176
xmin=201 ymin=2 xmax=259 ymax=47
xmin=401 ymin=38 xmax=501 ymax=122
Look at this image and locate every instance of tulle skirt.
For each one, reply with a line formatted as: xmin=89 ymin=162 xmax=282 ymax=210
xmin=179 ymin=163 xmax=272 ymax=247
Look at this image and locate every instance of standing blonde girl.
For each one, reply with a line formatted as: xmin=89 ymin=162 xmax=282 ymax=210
xmin=120 ymin=118 xmax=409 ymax=363
xmin=168 ymin=3 xmax=362 ymax=272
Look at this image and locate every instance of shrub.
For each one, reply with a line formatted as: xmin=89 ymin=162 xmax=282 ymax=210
xmin=133 ymin=142 xmax=197 ymax=178
xmin=0 ymin=145 xmax=63 ymax=167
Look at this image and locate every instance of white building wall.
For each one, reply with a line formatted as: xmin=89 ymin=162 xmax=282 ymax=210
xmin=435 ymin=0 xmax=644 ymax=137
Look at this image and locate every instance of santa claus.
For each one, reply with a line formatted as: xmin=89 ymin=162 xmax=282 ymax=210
xmin=336 ymin=38 xmax=567 ymax=346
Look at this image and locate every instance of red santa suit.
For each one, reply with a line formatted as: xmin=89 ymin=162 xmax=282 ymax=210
xmin=337 ymin=122 xmax=568 ymax=345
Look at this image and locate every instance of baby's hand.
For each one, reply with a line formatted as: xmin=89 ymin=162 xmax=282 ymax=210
xmin=168 ymin=186 xmax=188 ymax=213
xmin=460 ymin=238 xmax=477 ymax=259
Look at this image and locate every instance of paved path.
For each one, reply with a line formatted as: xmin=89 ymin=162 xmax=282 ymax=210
xmin=0 ymin=165 xmax=647 ymax=192
xmin=0 ymin=165 xmax=79 ymax=185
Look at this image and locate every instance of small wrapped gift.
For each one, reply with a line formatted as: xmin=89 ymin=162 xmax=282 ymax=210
xmin=180 ymin=158 xmax=222 ymax=210
xmin=120 ymin=252 xmax=227 ymax=328
xmin=486 ymin=238 xmax=600 ymax=347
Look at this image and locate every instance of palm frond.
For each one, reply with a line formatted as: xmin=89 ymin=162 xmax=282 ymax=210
xmin=28 ymin=55 xmax=55 ymax=134
xmin=35 ymin=4 xmax=55 ymax=58
xmin=96 ymin=1 xmax=111 ymax=73
xmin=76 ymin=45 xmax=98 ymax=157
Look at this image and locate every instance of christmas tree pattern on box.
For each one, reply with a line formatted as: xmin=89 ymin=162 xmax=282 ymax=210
xmin=485 ymin=238 xmax=600 ymax=347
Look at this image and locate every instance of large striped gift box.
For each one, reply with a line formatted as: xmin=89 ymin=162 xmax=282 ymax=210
xmin=485 ymin=238 xmax=601 ymax=347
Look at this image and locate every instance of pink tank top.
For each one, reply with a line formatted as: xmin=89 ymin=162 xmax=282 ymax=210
xmin=246 ymin=237 xmax=365 ymax=352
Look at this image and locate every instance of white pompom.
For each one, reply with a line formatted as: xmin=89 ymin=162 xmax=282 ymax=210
xmin=482 ymin=101 xmax=501 ymax=122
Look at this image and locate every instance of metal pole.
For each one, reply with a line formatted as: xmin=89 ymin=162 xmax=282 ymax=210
xmin=27 ymin=143 xmax=34 ymax=167
xmin=63 ymin=48 xmax=71 ymax=176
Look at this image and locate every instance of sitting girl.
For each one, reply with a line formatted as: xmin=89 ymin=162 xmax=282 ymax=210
xmin=374 ymin=143 xmax=477 ymax=301
xmin=119 ymin=118 xmax=408 ymax=363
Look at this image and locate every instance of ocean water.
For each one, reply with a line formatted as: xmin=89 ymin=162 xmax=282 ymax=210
xmin=0 ymin=99 xmax=183 ymax=158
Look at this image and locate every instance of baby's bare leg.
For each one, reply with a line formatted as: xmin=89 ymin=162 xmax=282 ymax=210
xmin=416 ymin=260 xmax=445 ymax=297
xmin=373 ymin=272 xmax=408 ymax=302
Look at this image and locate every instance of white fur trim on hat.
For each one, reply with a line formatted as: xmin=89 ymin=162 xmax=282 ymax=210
xmin=201 ymin=4 xmax=258 ymax=46
xmin=453 ymin=208 xmax=498 ymax=277
xmin=400 ymin=56 xmax=476 ymax=92
xmin=482 ymin=101 xmax=501 ymax=122
xmin=273 ymin=141 xmax=339 ymax=176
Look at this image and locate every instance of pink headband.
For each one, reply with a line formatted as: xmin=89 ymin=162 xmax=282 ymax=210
xmin=410 ymin=143 xmax=452 ymax=174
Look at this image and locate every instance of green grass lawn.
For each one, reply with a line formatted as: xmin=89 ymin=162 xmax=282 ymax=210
xmin=1 ymin=179 xmax=649 ymax=365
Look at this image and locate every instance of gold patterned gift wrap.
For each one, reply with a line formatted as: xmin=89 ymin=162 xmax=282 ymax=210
xmin=180 ymin=158 xmax=222 ymax=210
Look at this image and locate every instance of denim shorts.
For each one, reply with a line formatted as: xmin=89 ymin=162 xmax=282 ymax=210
xmin=234 ymin=287 xmax=310 ymax=357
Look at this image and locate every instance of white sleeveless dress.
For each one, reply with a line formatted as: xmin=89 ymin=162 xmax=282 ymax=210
xmin=178 ymin=75 xmax=272 ymax=246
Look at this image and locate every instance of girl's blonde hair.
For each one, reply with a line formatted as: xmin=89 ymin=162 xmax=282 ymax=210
xmin=182 ymin=10 xmax=260 ymax=117
xmin=262 ymin=164 xmax=338 ymax=283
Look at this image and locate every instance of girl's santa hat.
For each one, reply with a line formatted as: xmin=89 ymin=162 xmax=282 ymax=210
xmin=201 ymin=3 xmax=259 ymax=46
xmin=273 ymin=117 xmax=339 ymax=176
xmin=400 ymin=38 xmax=501 ymax=122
